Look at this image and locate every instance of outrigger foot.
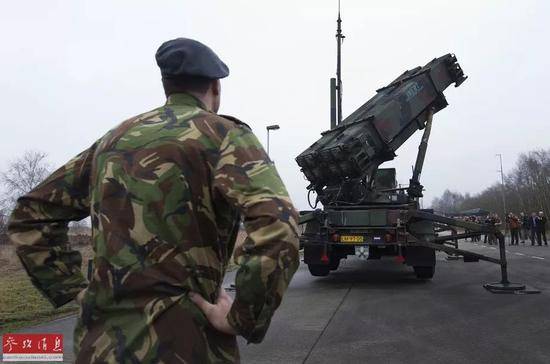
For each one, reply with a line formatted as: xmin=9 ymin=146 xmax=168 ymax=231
xmin=484 ymin=282 xmax=540 ymax=294
xmin=484 ymin=282 xmax=525 ymax=293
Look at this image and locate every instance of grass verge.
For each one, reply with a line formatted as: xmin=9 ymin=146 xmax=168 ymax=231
xmin=0 ymin=272 xmax=79 ymax=334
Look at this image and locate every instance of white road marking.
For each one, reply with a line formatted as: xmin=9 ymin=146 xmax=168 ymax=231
xmin=465 ymin=242 xmax=546 ymax=260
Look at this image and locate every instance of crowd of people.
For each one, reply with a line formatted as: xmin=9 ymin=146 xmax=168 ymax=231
xmin=506 ymin=211 xmax=547 ymax=246
xmin=461 ymin=211 xmax=548 ymax=246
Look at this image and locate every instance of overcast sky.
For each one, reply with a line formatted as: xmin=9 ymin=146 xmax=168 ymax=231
xmin=1 ymin=0 xmax=549 ymax=210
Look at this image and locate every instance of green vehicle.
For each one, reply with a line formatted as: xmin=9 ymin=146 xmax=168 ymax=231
xmin=296 ymin=51 xmax=464 ymax=279
xmin=299 ymin=167 xmax=437 ymax=279
xmin=295 ymin=15 xmax=529 ymax=293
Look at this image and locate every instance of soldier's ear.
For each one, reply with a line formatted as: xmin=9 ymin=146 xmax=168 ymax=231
xmin=212 ymin=79 xmax=221 ymax=96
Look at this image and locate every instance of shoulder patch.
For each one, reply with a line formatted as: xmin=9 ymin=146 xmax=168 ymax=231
xmin=218 ymin=114 xmax=252 ymax=131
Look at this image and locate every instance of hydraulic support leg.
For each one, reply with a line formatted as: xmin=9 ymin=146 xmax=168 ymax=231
xmin=483 ymin=232 xmax=531 ymax=293
xmin=407 ymin=210 xmax=540 ymax=294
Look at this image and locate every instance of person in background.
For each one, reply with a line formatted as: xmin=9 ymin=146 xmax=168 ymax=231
xmin=493 ymin=213 xmax=502 ymax=245
xmin=474 ymin=216 xmax=482 ymax=241
xmin=508 ymin=213 xmax=520 ymax=246
xmin=484 ymin=214 xmax=499 ymax=245
xmin=469 ymin=215 xmax=481 ymax=242
xmin=463 ymin=216 xmax=471 ymax=242
xmin=468 ymin=216 xmax=473 ymax=242
xmin=505 ymin=212 xmax=512 ymax=239
xmin=537 ymin=211 xmax=548 ymax=246
xmin=520 ymin=212 xmax=529 ymax=244
xmin=530 ymin=212 xmax=539 ymax=246
xmin=483 ymin=214 xmax=491 ymax=244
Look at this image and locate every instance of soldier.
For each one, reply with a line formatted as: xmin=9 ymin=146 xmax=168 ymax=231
xmin=8 ymin=38 xmax=300 ymax=363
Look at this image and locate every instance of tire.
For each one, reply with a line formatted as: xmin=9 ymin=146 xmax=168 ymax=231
xmin=308 ymin=264 xmax=330 ymax=277
xmin=414 ymin=266 xmax=435 ymax=279
xmin=329 ymin=258 xmax=340 ymax=271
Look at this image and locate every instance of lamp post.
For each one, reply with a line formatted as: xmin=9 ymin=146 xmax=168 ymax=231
xmin=496 ymin=153 xmax=507 ymax=236
xmin=266 ymin=124 xmax=280 ymax=156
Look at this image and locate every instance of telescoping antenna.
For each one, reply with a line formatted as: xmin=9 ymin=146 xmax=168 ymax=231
xmin=330 ymin=0 xmax=345 ymax=129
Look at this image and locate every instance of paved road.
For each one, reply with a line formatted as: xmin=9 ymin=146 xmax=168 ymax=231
xmin=12 ymin=241 xmax=550 ymax=363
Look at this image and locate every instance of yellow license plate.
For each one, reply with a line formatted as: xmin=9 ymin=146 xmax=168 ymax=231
xmin=340 ymin=235 xmax=364 ymax=243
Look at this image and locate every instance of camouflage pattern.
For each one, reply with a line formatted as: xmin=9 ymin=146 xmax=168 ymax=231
xmin=8 ymin=93 xmax=300 ymax=363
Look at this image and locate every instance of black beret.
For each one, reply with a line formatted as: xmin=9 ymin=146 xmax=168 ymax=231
xmin=155 ymin=38 xmax=229 ymax=80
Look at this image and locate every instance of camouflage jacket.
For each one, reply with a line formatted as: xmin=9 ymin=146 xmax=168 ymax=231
xmin=8 ymin=93 xmax=300 ymax=363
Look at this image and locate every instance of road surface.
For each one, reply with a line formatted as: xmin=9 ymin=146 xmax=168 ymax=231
xmin=10 ymin=241 xmax=550 ymax=363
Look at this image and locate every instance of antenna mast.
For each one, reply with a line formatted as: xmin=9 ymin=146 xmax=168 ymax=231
xmin=329 ymin=0 xmax=345 ymax=129
xmin=336 ymin=0 xmax=345 ymax=125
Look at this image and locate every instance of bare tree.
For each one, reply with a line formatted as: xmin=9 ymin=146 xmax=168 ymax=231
xmin=0 ymin=208 xmax=7 ymax=236
xmin=431 ymin=189 xmax=465 ymax=215
xmin=0 ymin=151 xmax=52 ymax=212
xmin=0 ymin=182 xmax=12 ymax=241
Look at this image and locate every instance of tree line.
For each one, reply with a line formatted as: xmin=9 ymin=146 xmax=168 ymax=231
xmin=431 ymin=149 xmax=550 ymax=216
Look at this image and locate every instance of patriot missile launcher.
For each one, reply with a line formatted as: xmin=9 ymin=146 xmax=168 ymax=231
xmin=296 ymin=12 xmax=533 ymax=294
xmin=296 ymin=53 xmax=466 ymax=206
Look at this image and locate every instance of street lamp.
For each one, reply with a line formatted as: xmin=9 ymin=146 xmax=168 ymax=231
xmin=266 ymin=124 xmax=280 ymax=156
xmin=496 ymin=153 xmax=507 ymax=235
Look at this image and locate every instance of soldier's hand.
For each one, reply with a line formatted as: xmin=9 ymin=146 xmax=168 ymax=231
xmin=190 ymin=288 xmax=237 ymax=336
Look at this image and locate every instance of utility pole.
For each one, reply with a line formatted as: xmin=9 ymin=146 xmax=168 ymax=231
xmin=266 ymin=124 xmax=280 ymax=156
xmin=496 ymin=153 xmax=508 ymax=235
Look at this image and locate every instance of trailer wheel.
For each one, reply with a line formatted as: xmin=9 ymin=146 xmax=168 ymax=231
xmin=414 ymin=266 xmax=435 ymax=279
xmin=308 ymin=264 xmax=330 ymax=277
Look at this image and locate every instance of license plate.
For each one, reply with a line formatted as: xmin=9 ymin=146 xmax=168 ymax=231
xmin=340 ymin=235 xmax=364 ymax=243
